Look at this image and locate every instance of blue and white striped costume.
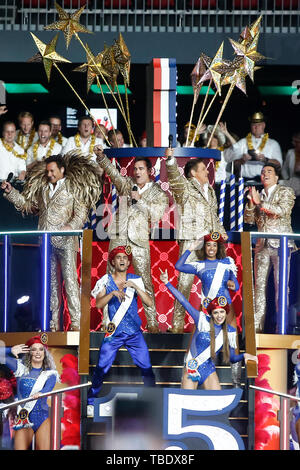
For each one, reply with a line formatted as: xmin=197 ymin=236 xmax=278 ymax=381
xmin=87 ymin=273 xmax=155 ymax=404
xmin=2 ymin=349 xmax=59 ymax=432
xmin=166 ymin=283 xmax=244 ymax=384
xmin=175 ymin=250 xmax=239 ymax=306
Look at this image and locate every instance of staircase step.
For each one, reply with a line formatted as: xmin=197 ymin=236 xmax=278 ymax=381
xmin=83 ymin=332 xmax=250 ymax=450
xmin=89 ymin=332 xmax=192 ymax=349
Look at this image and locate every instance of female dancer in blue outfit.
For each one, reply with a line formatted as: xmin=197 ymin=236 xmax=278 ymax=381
xmin=1 ymin=335 xmax=59 ymax=450
xmin=175 ymin=232 xmax=239 ymax=323
xmin=160 ymin=268 xmax=257 ymax=390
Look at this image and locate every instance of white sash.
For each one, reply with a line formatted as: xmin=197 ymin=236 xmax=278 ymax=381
xmin=204 ymin=263 xmax=227 ymax=301
xmin=186 ymin=329 xmax=224 ymax=374
xmin=106 ymin=277 xmax=145 ymax=338
xmin=17 ymin=370 xmax=59 ymax=417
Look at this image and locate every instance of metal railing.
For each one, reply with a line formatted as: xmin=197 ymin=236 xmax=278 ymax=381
xmin=0 ymin=382 xmax=91 ymax=450
xmin=0 ymin=0 xmax=299 ymax=33
xmin=250 ymin=384 xmax=300 ymax=450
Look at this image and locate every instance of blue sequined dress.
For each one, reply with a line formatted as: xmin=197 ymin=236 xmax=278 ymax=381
xmin=166 ymin=282 xmax=244 ymax=384
xmin=3 ymin=348 xmax=58 ymax=432
xmin=175 ymin=250 xmax=239 ymax=305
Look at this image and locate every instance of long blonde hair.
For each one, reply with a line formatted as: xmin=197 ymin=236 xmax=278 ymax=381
xmin=209 ymin=317 xmax=230 ymax=364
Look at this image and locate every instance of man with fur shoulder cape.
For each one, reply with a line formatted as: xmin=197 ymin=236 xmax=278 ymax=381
xmin=1 ymin=151 xmax=103 ymax=332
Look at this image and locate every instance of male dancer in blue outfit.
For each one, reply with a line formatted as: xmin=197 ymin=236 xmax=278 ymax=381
xmin=87 ymin=246 xmax=155 ymax=407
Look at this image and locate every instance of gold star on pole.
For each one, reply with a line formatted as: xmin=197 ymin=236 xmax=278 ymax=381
xmin=249 ymin=15 xmax=263 ymax=38
xmin=44 ymin=2 xmax=92 ymax=49
xmin=221 ymin=63 xmax=248 ymax=95
xmin=190 ymin=56 xmax=207 ymax=102
xmin=73 ymin=44 xmax=110 ymax=92
xmin=113 ymin=33 xmax=131 ymax=86
xmin=29 ymin=33 xmax=71 ymax=81
xmin=229 ymin=36 xmax=265 ymax=82
xmin=198 ymin=42 xmax=225 ymax=95
xmin=101 ymin=44 xmax=119 ymax=92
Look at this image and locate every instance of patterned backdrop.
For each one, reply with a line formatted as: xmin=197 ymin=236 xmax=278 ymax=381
xmin=62 ymin=155 xmax=243 ymax=333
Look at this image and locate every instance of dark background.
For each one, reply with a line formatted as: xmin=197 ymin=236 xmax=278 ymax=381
xmin=1 ymin=61 xmax=300 ymax=153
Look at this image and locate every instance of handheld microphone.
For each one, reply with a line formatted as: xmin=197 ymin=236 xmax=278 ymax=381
xmin=7 ymin=172 xmax=14 ymax=183
xmin=132 ymin=185 xmax=138 ymax=205
xmin=168 ymin=134 xmax=173 ymax=148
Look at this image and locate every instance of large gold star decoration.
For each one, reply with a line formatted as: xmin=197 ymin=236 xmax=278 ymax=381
xmin=73 ymin=44 xmax=110 ymax=92
xmin=221 ymin=61 xmax=248 ymax=95
xmin=198 ymin=43 xmax=225 ymax=95
xmin=101 ymin=44 xmax=119 ymax=92
xmin=229 ymin=34 xmax=265 ymax=82
xmin=29 ymin=33 xmax=71 ymax=81
xmin=44 ymin=2 xmax=92 ymax=49
xmin=113 ymin=33 xmax=131 ymax=86
xmin=190 ymin=56 xmax=207 ymax=101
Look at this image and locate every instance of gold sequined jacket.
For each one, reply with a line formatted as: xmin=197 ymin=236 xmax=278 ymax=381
xmin=165 ymin=155 xmax=225 ymax=240
xmin=5 ymin=181 xmax=89 ymax=250
xmin=98 ymin=154 xmax=169 ymax=248
xmin=244 ymin=184 xmax=295 ymax=250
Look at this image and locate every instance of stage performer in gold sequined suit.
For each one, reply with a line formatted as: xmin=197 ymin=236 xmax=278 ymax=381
xmin=244 ymin=162 xmax=295 ymax=333
xmin=164 ymin=147 xmax=228 ymax=333
xmin=94 ymin=146 xmax=169 ymax=333
xmin=1 ymin=152 xmax=102 ymax=332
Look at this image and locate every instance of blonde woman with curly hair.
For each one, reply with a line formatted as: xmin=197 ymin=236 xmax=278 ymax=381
xmin=1 ymin=335 xmax=59 ymax=450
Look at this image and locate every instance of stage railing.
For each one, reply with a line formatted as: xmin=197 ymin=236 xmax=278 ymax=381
xmin=241 ymin=231 xmax=258 ymax=379
xmin=240 ymin=231 xmax=300 ymax=378
xmin=0 ymin=229 xmax=93 ymax=375
xmin=249 ymin=384 xmax=300 ymax=450
xmin=0 ymin=0 xmax=299 ymax=33
xmin=250 ymin=231 xmax=300 ymax=336
xmin=0 ymin=382 xmax=91 ymax=450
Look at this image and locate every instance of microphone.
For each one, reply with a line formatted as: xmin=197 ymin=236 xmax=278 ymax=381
xmin=132 ymin=185 xmax=138 ymax=205
xmin=168 ymin=134 xmax=173 ymax=148
xmin=7 ymin=172 xmax=14 ymax=183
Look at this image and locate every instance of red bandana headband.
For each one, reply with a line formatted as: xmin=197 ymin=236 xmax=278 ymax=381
xmin=206 ymin=296 xmax=229 ymax=314
xmin=204 ymin=231 xmax=225 ymax=244
xmin=25 ymin=333 xmax=48 ymax=349
xmin=108 ymin=245 xmax=132 ymax=265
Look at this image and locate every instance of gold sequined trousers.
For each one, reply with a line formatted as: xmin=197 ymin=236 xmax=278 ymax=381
xmin=105 ymin=238 xmax=159 ymax=331
xmin=50 ymin=246 xmax=81 ymax=330
xmin=254 ymin=245 xmax=291 ymax=333
xmin=171 ymin=241 xmax=199 ymax=333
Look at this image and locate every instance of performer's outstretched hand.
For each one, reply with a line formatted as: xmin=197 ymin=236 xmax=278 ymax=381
xmin=94 ymin=145 xmax=105 ymax=163
xmin=243 ymin=353 xmax=258 ymax=364
xmin=227 ymin=280 xmax=236 ymax=290
xmin=1 ymin=180 xmax=12 ymax=193
xmin=159 ymin=268 xmax=168 ymax=284
xmin=188 ymin=239 xmax=204 ymax=251
xmin=11 ymin=344 xmax=30 ymax=358
xmin=164 ymin=147 xmax=174 ymax=160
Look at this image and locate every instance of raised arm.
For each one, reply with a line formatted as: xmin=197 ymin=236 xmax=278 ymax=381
xmin=160 ymin=267 xmax=199 ymax=323
xmin=0 ymin=345 xmax=29 ymax=373
xmin=164 ymin=149 xmax=188 ymax=206
xmin=166 ymin=282 xmax=200 ymax=324
xmin=94 ymin=147 xmax=129 ymax=195
xmin=175 ymin=250 xmax=199 ymax=275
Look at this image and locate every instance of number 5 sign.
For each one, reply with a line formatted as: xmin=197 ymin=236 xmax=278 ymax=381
xmin=93 ymin=387 xmax=245 ymax=450
xmin=163 ymin=388 xmax=245 ymax=450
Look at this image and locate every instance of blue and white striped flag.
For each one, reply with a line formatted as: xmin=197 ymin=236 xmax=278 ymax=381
xmin=218 ymin=179 xmax=226 ymax=225
xmin=229 ymin=174 xmax=236 ymax=231
xmin=237 ymin=177 xmax=244 ymax=232
xmin=111 ymin=158 xmax=118 ymax=214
